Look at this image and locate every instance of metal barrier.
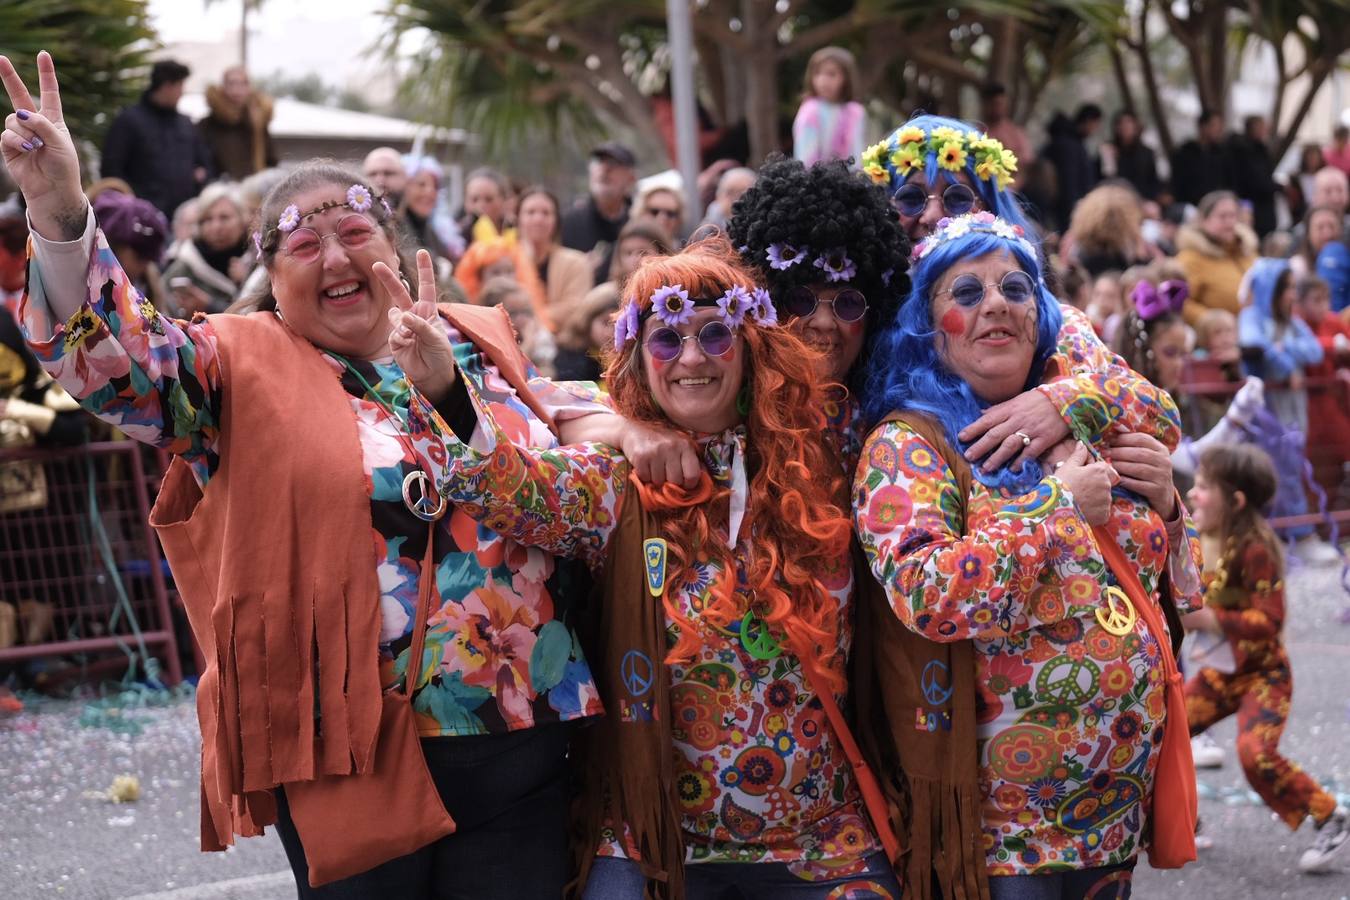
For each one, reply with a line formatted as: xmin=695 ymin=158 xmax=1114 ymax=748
xmin=0 ymin=440 xmax=181 ymax=684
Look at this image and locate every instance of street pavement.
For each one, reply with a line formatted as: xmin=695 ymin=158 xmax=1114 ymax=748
xmin=3 ymin=560 xmax=1348 ymax=899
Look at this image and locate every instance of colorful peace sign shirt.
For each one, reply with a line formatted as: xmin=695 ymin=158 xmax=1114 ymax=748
xmin=19 ymin=222 xmax=610 ymax=738
xmin=408 ymin=389 xmax=878 ymax=877
xmin=853 ymin=419 xmax=1202 ymax=875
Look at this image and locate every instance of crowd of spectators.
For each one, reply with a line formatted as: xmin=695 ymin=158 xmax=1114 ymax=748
xmin=2 ymin=57 xmax=1349 ymax=594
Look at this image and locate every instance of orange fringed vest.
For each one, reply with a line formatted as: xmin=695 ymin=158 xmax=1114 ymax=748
xmin=150 ymin=305 xmax=552 ymax=852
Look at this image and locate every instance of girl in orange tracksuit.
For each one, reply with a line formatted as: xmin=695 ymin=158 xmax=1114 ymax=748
xmin=1183 ymin=444 xmax=1347 ymax=874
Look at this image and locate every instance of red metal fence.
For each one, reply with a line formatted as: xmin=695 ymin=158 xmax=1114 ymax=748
xmin=0 ymin=440 xmax=181 ymax=684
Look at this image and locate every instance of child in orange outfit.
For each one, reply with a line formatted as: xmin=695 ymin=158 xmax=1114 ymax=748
xmin=1183 ymin=444 xmax=1348 ymax=874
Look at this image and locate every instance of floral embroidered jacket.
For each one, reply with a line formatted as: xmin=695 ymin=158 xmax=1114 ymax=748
xmin=19 ymin=226 xmax=608 ymax=737
xmin=405 ymin=381 xmax=879 ymax=877
xmin=853 ymin=416 xmax=1203 ymax=876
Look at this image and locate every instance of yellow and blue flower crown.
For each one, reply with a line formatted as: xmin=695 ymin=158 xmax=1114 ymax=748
xmin=860 ymin=125 xmax=1018 ymax=192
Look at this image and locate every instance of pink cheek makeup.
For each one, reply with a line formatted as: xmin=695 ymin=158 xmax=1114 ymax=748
xmin=940 ymin=308 xmax=966 ymax=336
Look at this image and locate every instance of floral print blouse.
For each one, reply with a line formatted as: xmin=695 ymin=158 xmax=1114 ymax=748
xmin=853 ymin=417 xmax=1203 ymax=876
xmin=405 ymin=382 xmax=878 ymax=877
xmin=19 ymin=224 xmax=608 ymax=738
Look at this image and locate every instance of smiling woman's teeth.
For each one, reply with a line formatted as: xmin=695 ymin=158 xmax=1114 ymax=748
xmin=676 ymin=377 xmax=712 ymax=386
xmin=325 ymin=284 xmax=360 ymax=299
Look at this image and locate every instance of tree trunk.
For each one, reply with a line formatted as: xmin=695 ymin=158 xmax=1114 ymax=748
xmin=1107 ymin=43 xmax=1137 ymax=115
xmin=1133 ymin=3 xmax=1175 ymax=158
xmin=988 ymin=16 xmax=1019 ymax=89
xmin=740 ymin=0 xmax=779 ymax=164
xmin=1273 ymin=60 xmax=1333 ymax=162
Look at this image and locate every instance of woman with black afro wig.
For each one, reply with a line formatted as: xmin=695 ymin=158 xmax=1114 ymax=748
xmin=727 ymin=156 xmax=910 ymax=394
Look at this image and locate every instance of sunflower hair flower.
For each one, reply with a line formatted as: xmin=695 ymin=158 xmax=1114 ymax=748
xmin=937 ymin=141 xmax=968 ymax=173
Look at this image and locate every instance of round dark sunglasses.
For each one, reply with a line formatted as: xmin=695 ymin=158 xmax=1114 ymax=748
xmin=782 ymin=287 xmax=868 ymax=323
xmin=939 ymin=271 xmax=1036 ymax=307
xmin=891 ymin=182 xmax=977 ymax=218
xmin=644 ymin=320 xmax=735 ymax=362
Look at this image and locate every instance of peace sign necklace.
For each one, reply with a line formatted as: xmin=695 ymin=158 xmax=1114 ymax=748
xmin=739 ymin=608 xmax=782 ymax=660
xmin=328 ymin=352 xmax=446 ymax=522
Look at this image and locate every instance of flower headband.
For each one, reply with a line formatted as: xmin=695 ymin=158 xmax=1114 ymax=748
xmin=910 ymin=211 xmax=1037 ymax=264
xmin=860 ymin=125 xmax=1018 ymax=191
xmin=766 ymin=243 xmax=857 ymax=283
xmin=1131 ymin=279 xmax=1189 ymax=321
xmin=252 ymin=183 xmax=394 ymax=259
xmin=613 ymin=283 xmax=777 ymax=350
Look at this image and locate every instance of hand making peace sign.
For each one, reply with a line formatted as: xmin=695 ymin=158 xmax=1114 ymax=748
xmin=1 ymin=52 xmax=89 ymax=241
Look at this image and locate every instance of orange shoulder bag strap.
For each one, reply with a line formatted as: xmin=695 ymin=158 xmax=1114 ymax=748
xmin=798 ymin=655 xmax=902 ymax=862
xmin=1090 ymin=525 xmax=1197 ymax=868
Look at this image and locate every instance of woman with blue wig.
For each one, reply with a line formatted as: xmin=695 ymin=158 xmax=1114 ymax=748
xmin=858 ymin=116 xmax=1180 ymax=480
xmin=853 ymin=213 xmax=1205 ymax=898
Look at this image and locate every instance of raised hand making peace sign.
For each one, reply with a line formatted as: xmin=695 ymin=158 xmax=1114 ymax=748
xmin=0 ymin=52 xmax=88 ymax=242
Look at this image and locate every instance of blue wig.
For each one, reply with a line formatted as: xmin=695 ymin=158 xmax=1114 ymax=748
xmin=862 ymin=226 xmax=1064 ymax=495
xmin=876 ymin=114 xmax=1033 ymax=236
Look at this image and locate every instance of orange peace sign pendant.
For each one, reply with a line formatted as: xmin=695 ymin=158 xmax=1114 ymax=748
xmin=1095 ymin=586 xmax=1137 ymax=636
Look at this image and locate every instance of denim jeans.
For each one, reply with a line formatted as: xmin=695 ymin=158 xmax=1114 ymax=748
xmin=581 ymin=850 xmax=901 ymax=900
xmin=273 ymin=724 xmax=573 ymax=900
xmin=986 ymin=860 xmax=1135 ymax=900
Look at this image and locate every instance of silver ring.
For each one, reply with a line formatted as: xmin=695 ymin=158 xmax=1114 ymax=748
xmin=1055 ymin=460 xmax=1065 ymax=470
xmin=1014 ymin=431 xmax=1032 ymax=447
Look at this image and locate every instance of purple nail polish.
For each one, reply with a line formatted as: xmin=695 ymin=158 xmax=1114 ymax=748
xmin=20 ymin=140 xmax=32 ymax=152
xmin=16 ymin=109 xmax=30 ymax=120
xmin=30 ymin=137 xmax=42 ymax=148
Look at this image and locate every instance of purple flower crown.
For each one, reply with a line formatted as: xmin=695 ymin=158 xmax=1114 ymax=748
xmin=252 ymin=183 xmax=393 ymax=260
xmin=613 ymin=282 xmax=777 ymax=350
xmin=766 ymin=243 xmax=856 ymax=283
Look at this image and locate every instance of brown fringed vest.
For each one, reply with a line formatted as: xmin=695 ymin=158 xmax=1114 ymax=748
xmin=150 ymin=304 xmax=551 ymax=852
xmin=570 ymin=475 xmax=720 ymax=900
xmin=852 ymin=411 xmax=990 ymax=900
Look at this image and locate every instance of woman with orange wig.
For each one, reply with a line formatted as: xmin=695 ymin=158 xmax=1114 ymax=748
xmin=393 ymin=237 xmax=901 ymax=898
xmin=454 ymin=235 xmax=553 ymax=331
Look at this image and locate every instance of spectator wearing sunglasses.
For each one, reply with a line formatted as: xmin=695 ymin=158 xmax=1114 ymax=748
xmin=631 ymin=183 xmax=686 ymax=245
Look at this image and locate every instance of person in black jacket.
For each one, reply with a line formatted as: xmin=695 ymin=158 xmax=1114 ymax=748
xmin=1170 ymin=110 xmax=1233 ymax=208
xmin=1098 ymin=110 xmax=1161 ymax=201
xmin=101 ymin=60 xmax=213 ymax=218
xmin=1041 ymin=103 xmax=1102 ymax=231
xmin=1228 ymin=115 xmax=1280 ymax=238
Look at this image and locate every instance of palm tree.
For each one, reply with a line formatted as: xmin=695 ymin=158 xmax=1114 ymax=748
xmin=0 ymin=0 xmax=156 ymax=151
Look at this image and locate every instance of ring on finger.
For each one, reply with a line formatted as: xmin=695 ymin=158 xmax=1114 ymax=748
xmin=1014 ymin=430 xmax=1032 ymax=447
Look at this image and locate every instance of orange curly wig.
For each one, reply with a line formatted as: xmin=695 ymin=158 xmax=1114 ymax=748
xmin=455 ymin=237 xmax=553 ymax=331
xmin=604 ymin=237 xmax=852 ymax=685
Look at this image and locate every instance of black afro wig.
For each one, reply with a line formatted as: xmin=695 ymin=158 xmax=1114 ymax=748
xmin=726 ymin=155 xmax=912 ymax=342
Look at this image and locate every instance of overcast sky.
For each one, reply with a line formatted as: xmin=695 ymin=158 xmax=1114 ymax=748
xmin=148 ymin=0 xmax=397 ymax=92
